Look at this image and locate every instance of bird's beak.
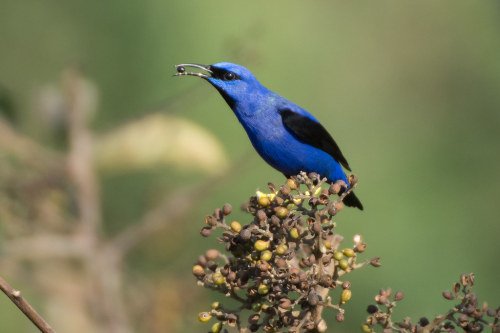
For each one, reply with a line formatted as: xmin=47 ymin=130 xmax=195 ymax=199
xmin=174 ymin=63 xmax=213 ymax=80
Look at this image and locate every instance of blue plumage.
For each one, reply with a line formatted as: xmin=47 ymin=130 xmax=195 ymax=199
xmin=175 ymin=62 xmax=362 ymax=210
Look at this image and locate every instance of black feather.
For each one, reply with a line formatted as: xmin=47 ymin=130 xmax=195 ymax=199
xmin=279 ymin=109 xmax=351 ymax=171
xmin=343 ymin=191 xmax=364 ymax=210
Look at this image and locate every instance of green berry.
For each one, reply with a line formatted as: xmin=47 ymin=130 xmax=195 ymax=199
xmin=258 ymin=196 xmax=271 ymax=207
xmin=333 ymin=251 xmax=344 ymax=261
xmin=260 ymin=250 xmax=272 ymax=261
xmin=211 ymin=322 xmax=222 ymax=333
xmin=198 ymin=312 xmax=212 ymax=322
xmin=276 ymin=244 xmax=288 ymax=255
xmin=251 ymin=302 xmax=262 ymax=312
xmin=289 ymin=228 xmax=300 ymax=239
xmin=341 ymin=289 xmax=352 ymax=303
xmin=339 ymin=259 xmax=349 ymax=270
xmin=258 ymin=284 xmax=269 ymax=295
xmin=211 ymin=301 xmax=220 ymax=310
xmin=275 ymin=207 xmax=288 ymax=218
xmin=254 ymin=240 xmax=269 ymax=251
xmin=212 ymin=273 xmax=225 ymax=285
xmin=361 ymin=324 xmax=371 ymax=333
xmin=342 ymin=248 xmax=355 ymax=257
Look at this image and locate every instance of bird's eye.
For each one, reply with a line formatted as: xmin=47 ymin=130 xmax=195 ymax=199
xmin=224 ymin=72 xmax=236 ymax=81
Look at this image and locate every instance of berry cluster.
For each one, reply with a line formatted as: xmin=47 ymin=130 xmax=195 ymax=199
xmin=363 ymin=273 xmax=500 ymax=333
xmin=192 ymin=173 xmax=378 ymax=332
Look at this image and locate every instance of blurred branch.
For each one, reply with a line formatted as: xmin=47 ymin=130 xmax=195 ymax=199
xmin=64 ymin=68 xmax=101 ymax=235
xmin=111 ymin=151 xmax=252 ymax=256
xmin=63 ymin=69 xmax=132 ymax=333
xmin=2 ymin=234 xmax=87 ymax=260
xmin=0 ymin=67 xmax=252 ymax=333
xmin=0 ymin=276 xmax=56 ymax=333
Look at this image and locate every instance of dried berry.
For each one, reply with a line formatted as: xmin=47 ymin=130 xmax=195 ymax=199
xmin=222 ymin=203 xmax=232 ymax=215
xmin=205 ymin=249 xmax=219 ymax=260
xmin=200 ymin=226 xmax=213 ymax=237
xmin=240 ymin=228 xmax=251 ymax=240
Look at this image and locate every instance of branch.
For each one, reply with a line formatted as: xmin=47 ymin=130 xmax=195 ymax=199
xmin=110 ymin=151 xmax=252 ymax=256
xmin=0 ymin=276 xmax=56 ymax=333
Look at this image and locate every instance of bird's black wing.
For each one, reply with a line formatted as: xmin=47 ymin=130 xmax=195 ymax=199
xmin=279 ymin=109 xmax=351 ymax=171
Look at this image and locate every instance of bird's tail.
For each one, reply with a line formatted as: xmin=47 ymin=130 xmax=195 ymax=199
xmin=343 ymin=191 xmax=363 ymax=210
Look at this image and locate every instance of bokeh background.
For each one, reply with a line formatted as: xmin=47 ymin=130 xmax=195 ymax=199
xmin=1 ymin=1 xmax=499 ymax=332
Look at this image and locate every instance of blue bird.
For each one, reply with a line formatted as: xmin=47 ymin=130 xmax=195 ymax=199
xmin=174 ymin=62 xmax=363 ymax=210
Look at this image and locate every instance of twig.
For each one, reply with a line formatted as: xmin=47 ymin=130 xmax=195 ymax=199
xmin=0 ymin=276 xmax=56 ymax=333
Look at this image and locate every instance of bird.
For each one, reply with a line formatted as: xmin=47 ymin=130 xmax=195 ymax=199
xmin=174 ymin=62 xmax=363 ymax=210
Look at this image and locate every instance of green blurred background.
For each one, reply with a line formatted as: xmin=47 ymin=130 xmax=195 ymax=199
xmin=1 ymin=0 xmax=500 ymax=332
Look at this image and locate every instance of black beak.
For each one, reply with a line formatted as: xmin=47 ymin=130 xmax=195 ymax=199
xmin=174 ymin=63 xmax=213 ymax=80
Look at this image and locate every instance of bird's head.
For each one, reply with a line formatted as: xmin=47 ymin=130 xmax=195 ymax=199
xmin=174 ymin=62 xmax=265 ymax=109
